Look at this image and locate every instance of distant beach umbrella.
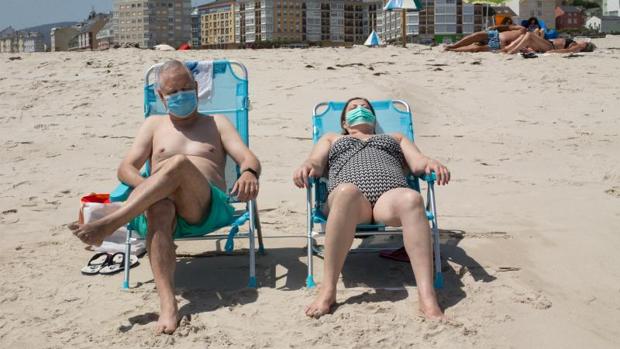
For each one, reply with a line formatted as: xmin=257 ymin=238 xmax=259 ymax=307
xmin=364 ymin=30 xmax=382 ymax=47
xmin=383 ymin=0 xmax=423 ymax=48
xmin=154 ymin=44 xmax=175 ymax=51
xmin=463 ymin=0 xmax=507 ymax=28
xmin=383 ymin=0 xmax=423 ymax=11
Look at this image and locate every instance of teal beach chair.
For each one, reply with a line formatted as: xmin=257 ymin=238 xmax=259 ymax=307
xmin=305 ymin=100 xmax=443 ymax=289
xmin=110 ymin=60 xmax=264 ymax=289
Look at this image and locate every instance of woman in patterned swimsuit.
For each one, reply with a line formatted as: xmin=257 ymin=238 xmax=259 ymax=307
xmin=293 ymin=97 xmax=450 ymax=320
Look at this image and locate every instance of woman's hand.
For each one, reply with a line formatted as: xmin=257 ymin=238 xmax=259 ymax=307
xmin=424 ymin=158 xmax=451 ymax=186
xmin=293 ymin=161 xmax=320 ymax=188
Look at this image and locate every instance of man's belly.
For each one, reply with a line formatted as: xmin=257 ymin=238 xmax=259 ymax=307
xmin=152 ymin=155 xmax=227 ymax=191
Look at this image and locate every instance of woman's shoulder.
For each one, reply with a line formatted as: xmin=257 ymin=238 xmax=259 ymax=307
xmin=387 ymin=132 xmax=406 ymax=142
xmin=321 ymin=132 xmax=343 ymax=143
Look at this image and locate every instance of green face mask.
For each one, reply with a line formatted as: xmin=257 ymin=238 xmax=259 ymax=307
xmin=345 ymin=106 xmax=376 ymax=126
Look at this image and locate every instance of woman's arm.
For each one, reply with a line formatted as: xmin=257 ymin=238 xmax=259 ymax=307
xmin=395 ymin=133 xmax=451 ymax=186
xmin=293 ymin=133 xmax=336 ymax=188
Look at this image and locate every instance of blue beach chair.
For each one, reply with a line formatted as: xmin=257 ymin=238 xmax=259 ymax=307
xmin=305 ymin=100 xmax=443 ymax=289
xmin=110 ymin=60 xmax=264 ymax=289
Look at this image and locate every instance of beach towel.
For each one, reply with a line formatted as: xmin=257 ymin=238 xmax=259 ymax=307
xmin=187 ymin=61 xmax=214 ymax=100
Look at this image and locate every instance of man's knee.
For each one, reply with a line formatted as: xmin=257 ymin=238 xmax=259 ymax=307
xmin=146 ymin=200 xmax=176 ymax=227
xmin=333 ymin=183 xmax=363 ymax=201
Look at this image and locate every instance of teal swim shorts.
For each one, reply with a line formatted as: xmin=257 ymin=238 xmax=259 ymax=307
xmin=130 ymin=184 xmax=235 ymax=239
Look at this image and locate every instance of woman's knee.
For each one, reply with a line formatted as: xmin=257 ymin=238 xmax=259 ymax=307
xmin=333 ymin=183 xmax=363 ymax=201
xmin=397 ymin=190 xmax=424 ymax=212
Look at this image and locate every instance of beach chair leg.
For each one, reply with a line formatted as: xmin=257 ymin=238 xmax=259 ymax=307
xmin=122 ymin=227 xmax=132 ymax=290
xmin=252 ymin=200 xmax=265 ymax=255
xmin=306 ymin=187 xmax=316 ymax=288
xmin=247 ymin=200 xmax=257 ymax=288
xmin=427 ymin=183 xmax=444 ymax=289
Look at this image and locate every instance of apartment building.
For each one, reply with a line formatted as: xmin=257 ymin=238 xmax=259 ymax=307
xmin=113 ymin=0 xmax=192 ymax=49
xmin=69 ymin=12 xmax=110 ymax=50
xmin=200 ymin=1 xmax=237 ymax=48
xmin=51 ymin=27 xmax=80 ymax=52
xmin=23 ymin=32 xmax=45 ymax=52
xmin=0 ymin=28 xmax=46 ymax=53
xmin=234 ymin=0 xmax=378 ymax=46
xmin=519 ymin=0 xmax=556 ymax=29
xmin=378 ymin=0 xmax=483 ymax=44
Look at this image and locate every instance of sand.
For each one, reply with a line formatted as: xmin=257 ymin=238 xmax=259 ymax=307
xmin=1 ymin=36 xmax=619 ymax=348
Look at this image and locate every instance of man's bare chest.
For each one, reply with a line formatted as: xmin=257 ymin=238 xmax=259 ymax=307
xmin=151 ymin=121 xmax=224 ymax=161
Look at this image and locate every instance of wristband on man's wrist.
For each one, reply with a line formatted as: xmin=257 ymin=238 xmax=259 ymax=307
xmin=241 ymin=168 xmax=259 ymax=179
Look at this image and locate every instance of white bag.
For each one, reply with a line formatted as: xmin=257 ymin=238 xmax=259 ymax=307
xmin=79 ymin=194 xmax=146 ymax=256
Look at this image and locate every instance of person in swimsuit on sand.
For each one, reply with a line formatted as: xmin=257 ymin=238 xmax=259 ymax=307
xmin=503 ymin=30 xmax=596 ymax=54
xmin=70 ymin=60 xmax=261 ymax=335
xmin=445 ymin=23 xmax=526 ymax=53
xmin=293 ymin=97 xmax=450 ymax=320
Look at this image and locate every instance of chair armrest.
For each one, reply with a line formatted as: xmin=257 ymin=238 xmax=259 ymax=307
xmin=419 ymin=172 xmax=437 ymax=183
xmin=110 ymin=182 xmax=134 ymax=202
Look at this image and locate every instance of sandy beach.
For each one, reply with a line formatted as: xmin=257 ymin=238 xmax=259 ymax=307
xmin=1 ymin=36 xmax=619 ymax=348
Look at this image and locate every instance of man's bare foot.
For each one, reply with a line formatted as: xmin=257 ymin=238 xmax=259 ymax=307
xmin=69 ymin=220 xmax=116 ymax=246
xmin=155 ymin=301 xmax=179 ymax=335
xmin=304 ymin=289 xmax=336 ymax=319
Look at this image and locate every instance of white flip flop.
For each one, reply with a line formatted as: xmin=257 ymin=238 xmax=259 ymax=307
xmin=99 ymin=252 xmax=139 ymax=275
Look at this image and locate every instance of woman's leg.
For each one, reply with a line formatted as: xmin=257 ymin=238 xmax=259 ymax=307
xmin=373 ymin=188 xmax=444 ymax=320
xmin=502 ymin=32 xmax=528 ymax=53
xmin=507 ymin=32 xmax=553 ymax=54
xmin=445 ymin=31 xmax=488 ymax=50
xmin=305 ymin=183 xmax=373 ymax=318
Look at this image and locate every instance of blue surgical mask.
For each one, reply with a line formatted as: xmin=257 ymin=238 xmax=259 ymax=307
xmin=345 ymin=106 xmax=376 ymax=126
xmin=165 ymin=90 xmax=198 ymax=118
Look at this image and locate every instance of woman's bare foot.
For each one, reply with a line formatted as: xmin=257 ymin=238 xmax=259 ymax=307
xmin=304 ymin=289 xmax=336 ymax=319
xmin=69 ymin=220 xmax=117 ymax=246
xmin=155 ymin=300 xmax=179 ymax=335
xmin=419 ymin=293 xmax=446 ymax=321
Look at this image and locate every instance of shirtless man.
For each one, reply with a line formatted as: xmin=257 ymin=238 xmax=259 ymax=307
xmin=445 ymin=24 xmax=526 ymax=53
xmin=70 ymin=60 xmax=261 ymax=334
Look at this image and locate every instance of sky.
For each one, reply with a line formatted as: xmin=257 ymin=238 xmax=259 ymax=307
xmin=1 ymin=0 xmax=520 ymax=31
xmin=0 ymin=0 xmax=210 ymax=30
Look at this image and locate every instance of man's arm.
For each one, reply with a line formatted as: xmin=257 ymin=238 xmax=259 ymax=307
xmin=117 ymin=119 xmax=155 ymax=188
xmin=395 ymin=133 xmax=450 ymax=186
xmin=215 ymin=115 xmax=260 ymax=201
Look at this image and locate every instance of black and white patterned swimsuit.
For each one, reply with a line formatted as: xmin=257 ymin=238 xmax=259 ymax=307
xmin=327 ymin=134 xmax=409 ymax=206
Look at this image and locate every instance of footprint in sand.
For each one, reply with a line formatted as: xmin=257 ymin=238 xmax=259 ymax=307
xmin=604 ymin=186 xmax=620 ymax=198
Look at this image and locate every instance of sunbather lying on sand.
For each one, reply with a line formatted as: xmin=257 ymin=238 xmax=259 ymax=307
xmin=503 ymin=31 xmax=596 ymax=54
xmin=70 ymin=60 xmax=261 ymax=335
xmin=445 ymin=24 xmax=526 ymax=52
xmin=293 ymin=97 xmax=450 ymax=320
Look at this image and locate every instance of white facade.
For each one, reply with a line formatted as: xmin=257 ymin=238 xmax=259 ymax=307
xmin=603 ymin=0 xmax=620 ymax=16
xmin=377 ymin=10 xmax=419 ymax=42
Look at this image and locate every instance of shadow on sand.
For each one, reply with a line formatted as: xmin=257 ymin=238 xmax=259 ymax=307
xmin=335 ymin=228 xmax=496 ymax=310
xmin=122 ymin=229 xmax=494 ymax=327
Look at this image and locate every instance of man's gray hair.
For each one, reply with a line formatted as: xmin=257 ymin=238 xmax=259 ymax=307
xmin=157 ymin=60 xmax=194 ymax=87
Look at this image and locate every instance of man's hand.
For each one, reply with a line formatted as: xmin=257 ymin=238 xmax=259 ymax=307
xmin=293 ymin=162 xmax=320 ymax=188
xmin=231 ymin=171 xmax=259 ymax=201
xmin=424 ymin=158 xmax=451 ymax=186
